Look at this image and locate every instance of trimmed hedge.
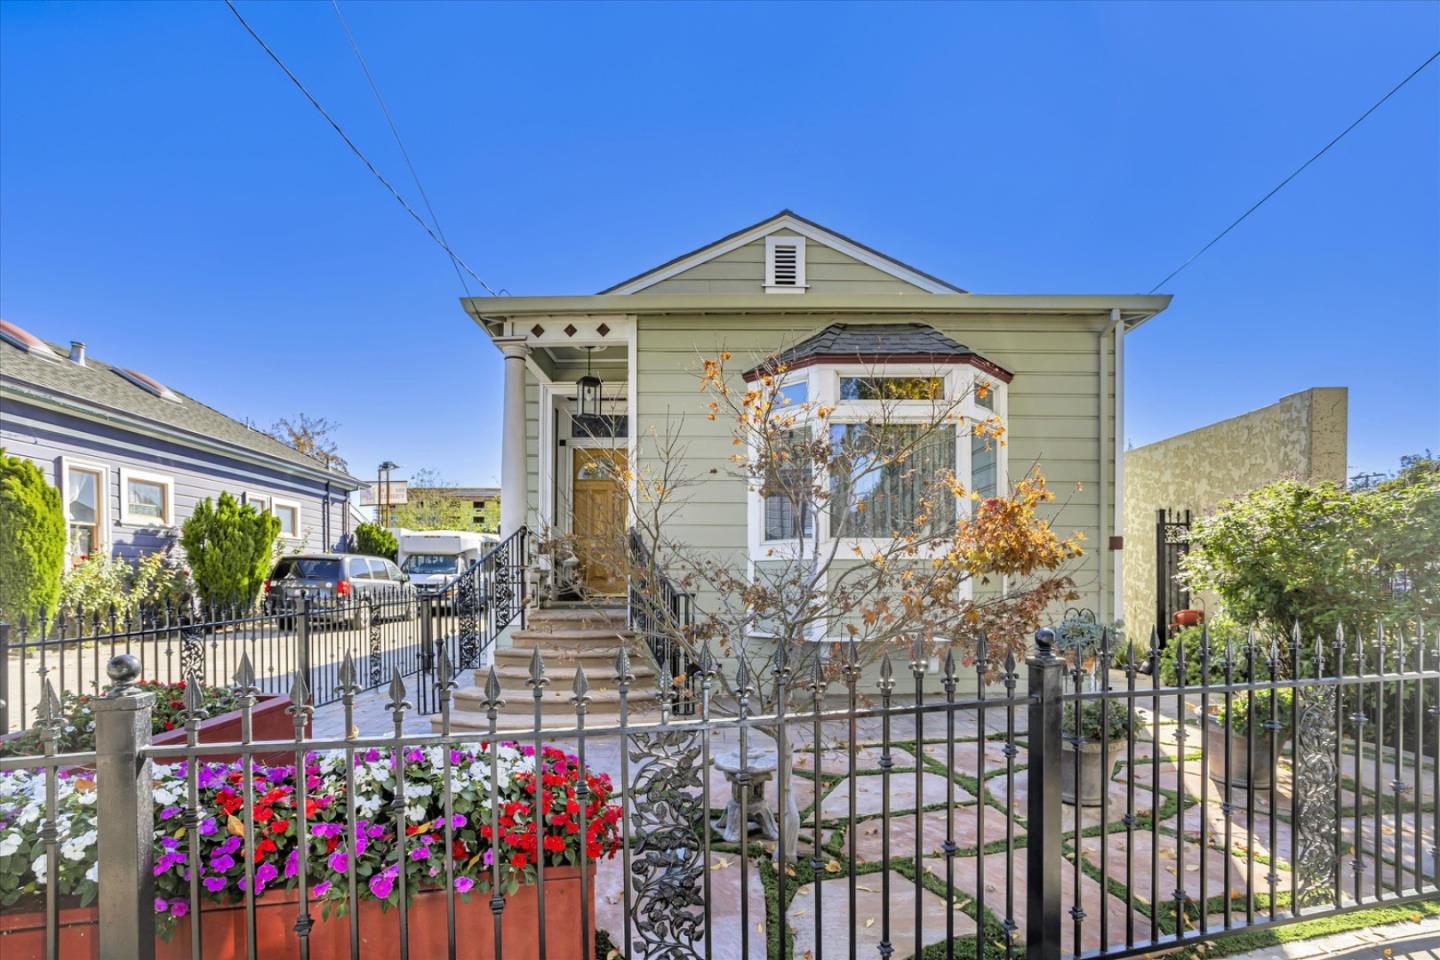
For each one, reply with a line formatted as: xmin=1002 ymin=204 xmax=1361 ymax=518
xmin=179 ymin=492 xmax=279 ymax=608
xmin=353 ymin=522 xmax=397 ymax=561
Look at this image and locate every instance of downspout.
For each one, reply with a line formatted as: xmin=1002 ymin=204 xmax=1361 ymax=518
xmin=1113 ymin=312 xmax=1126 ymax=627
xmin=1097 ymin=308 xmax=1123 ymax=625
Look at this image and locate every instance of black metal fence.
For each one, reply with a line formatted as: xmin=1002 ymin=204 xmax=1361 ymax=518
xmin=0 ymin=528 xmax=529 ymax=733
xmin=1 ymin=619 xmax=1434 ymax=960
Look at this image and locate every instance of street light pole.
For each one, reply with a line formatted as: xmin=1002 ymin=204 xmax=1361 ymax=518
xmin=377 ymin=460 xmax=399 ymax=527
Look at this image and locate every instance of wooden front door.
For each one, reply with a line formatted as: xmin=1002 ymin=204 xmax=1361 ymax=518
xmin=571 ymin=447 xmax=628 ymax=595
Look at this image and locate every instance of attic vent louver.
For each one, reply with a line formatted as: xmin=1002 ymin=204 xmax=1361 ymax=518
xmin=764 ymin=235 xmax=807 ymax=293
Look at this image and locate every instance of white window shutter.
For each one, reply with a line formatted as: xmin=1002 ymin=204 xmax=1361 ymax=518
xmin=765 ymin=235 xmax=807 ymax=292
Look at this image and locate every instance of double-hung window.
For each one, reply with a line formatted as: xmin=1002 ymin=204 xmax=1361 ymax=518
xmin=61 ymin=459 xmax=107 ymax=562
xmin=760 ymin=380 xmax=814 ymax=542
xmin=271 ymin=498 xmax=301 ymax=540
xmin=119 ymin=468 xmax=174 ymax=526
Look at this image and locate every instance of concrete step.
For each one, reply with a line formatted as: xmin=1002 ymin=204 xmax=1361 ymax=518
xmin=509 ymin=628 xmax=633 ymax=649
xmin=450 ymin=683 xmax=661 ymax=720
xmin=490 ymin=661 xmax=653 ymax=687
xmin=525 ymin=604 xmax=628 ymax=628
xmin=492 ymin=645 xmax=654 ymax=673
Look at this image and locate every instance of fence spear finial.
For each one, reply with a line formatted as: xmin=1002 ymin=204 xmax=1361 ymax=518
xmin=527 ymin=646 xmax=548 ymax=688
xmin=482 ymin=665 xmax=505 ymax=711
xmin=233 ymin=651 xmax=256 ymax=695
xmin=571 ymin=664 xmax=591 ymax=706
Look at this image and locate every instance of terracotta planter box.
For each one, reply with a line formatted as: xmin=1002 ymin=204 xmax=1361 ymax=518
xmin=0 ymin=694 xmax=305 ymax=768
xmin=0 ymin=865 xmax=595 ymax=960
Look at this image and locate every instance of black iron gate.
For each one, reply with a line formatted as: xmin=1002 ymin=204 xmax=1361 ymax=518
xmin=1155 ymin=507 xmax=1192 ymax=637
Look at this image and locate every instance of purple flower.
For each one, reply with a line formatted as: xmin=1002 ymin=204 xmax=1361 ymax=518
xmin=405 ymin=748 xmax=423 ymax=763
xmin=366 ymin=824 xmax=384 ymax=840
xmin=368 ymin=872 xmax=394 ymax=900
xmin=409 ymin=847 xmax=429 ymax=861
xmin=209 ymin=854 xmax=236 ymax=873
xmin=328 ymin=851 xmax=349 ymax=873
xmin=284 ymin=850 xmax=299 ymax=879
xmin=198 ymin=818 xmax=217 ymax=837
xmin=313 ymin=880 xmax=331 ymax=897
xmin=160 ymin=806 xmax=181 ymax=820
xmin=256 ymin=862 xmax=278 ymax=885
xmin=203 ymin=876 xmax=226 ymax=894
xmin=419 ymin=834 xmax=435 ymax=846
xmin=217 ymin=836 xmax=242 ymax=855
xmin=450 ymin=814 xmax=467 ymax=830
xmin=363 ymin=748 xmax=381 ymax=763
xmin=170 ymin=900 xmax=188 ymax=918
xmin=454 ymin=876 xmax=474 ymax=894
xmin=311 ymin=823 xmax=342 ymax=839
xmin=153 ymin=898 xmax=168 ymax=914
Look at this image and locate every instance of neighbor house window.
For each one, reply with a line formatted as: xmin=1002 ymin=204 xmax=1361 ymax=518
xmin=61 ymin=459 xmax=107 ymax=562
xmin=243 ymin=492 xmax=269 ymax=513
xmin=271 ymin=498 xmax=301 ymax=540
xmin=119 ymin=468 xmax=173 ymax=526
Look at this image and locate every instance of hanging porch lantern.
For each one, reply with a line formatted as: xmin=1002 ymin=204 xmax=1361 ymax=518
xmin=577 ymin=346 xmax=602 ymax=418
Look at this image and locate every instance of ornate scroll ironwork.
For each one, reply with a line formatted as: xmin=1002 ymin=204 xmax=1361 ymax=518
xmin=368 ymin=618 xmax=383 ymax=688
xmin=628 ymin=728 xmax=706 ymax=958
xmin=456 ymin=569 xmax=482 ymax=668
xmin=178 ymin=617 xmax=206 ymax=681
xmin=1293 ymin=685 xmax=1341 ymax=907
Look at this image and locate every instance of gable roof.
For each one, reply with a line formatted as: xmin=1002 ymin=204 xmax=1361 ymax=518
xmin=741 ymin=322 xmax=1013 ymax=383
xmin=598 ymin=210 xmax=966 ymax=295
xmin=0 ymin=321 xmax=363 ymax=488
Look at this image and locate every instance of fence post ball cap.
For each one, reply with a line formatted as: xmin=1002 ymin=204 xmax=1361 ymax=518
xmin=106 ymin=654 xmax=143 ymax=696
xmin=1034 ymin=628 xmax=1057 ymax=659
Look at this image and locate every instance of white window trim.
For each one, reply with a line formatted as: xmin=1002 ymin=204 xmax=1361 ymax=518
xmin=764 ymin=234 xmax=808 ymax=293
xmin=59 ymin=457 xmax=110 ymax=559
xmin=746 ymin=363 xmax=1008 ymax=564
xmin=270 ymin=497 xmax=302 ymax=540
xmin=118 ymin=467 xmax=175 ymax=527
xmin=243 ymin=491 xmax=270 ymax=513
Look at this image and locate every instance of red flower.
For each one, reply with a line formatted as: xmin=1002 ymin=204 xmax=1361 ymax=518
xmin=270 ymin=820 xmax=289 ymax=834
xmin=509 ymin=854 xmax=527 ymax=869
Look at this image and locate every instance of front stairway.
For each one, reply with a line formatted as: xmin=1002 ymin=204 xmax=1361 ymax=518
xmin=443 ymin=604 xmax=660 ymax=731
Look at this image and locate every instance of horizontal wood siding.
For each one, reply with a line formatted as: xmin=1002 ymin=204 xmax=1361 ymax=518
xmin=634 ymin=235 xmax=930 ymax=296
xmin=1 ymin=398 xmax=353 ymax=560
xmin=633 ymin=313 xmax=1115 ymax=621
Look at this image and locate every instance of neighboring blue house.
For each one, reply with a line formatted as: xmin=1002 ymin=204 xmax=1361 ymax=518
xmin=0 ymin=319 xmax=364 ymax=563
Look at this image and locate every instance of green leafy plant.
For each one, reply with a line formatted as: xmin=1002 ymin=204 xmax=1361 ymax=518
xmin=1156 ymin=617 xmax=1253 ymax=686
xmin=0 ymin=680 xmax=243 ymax=758
xmin=179 ymin=492 xmax=279 ymax=608
xmin=58 ymin=551 xmax=191 ymax=620
xmin=1062 ymin=699 xmax=1138 ymax=742
xmin=353 ymin=522 xmax=397 ymax=561
xmin=0 ymin=449 xmax=65 ymax=625
xmin=1212 ymin=688 xmax=1294 ymax=736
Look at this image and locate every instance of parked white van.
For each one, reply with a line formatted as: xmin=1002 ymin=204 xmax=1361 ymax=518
xmin=395 ymin=529 xmax=497 ymax=597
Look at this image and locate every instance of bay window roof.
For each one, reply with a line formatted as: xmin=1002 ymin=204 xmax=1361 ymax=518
xmin=741 ymin=322 xmax=1013 ymax=383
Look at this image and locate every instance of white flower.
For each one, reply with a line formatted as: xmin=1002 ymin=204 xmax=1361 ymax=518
xmin=0 ymin=833 xmax=20 ymax=857
xmin=85 ymin=863 xmax=98 ymax=882
xmin=32 ymin=853 xmax=47 ymax=885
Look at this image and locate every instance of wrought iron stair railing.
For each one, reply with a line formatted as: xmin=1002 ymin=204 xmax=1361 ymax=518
xmin=626 ymin=527 xmax=696 ymax=714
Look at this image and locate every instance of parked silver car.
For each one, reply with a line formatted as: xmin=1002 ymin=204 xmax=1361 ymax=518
xmin=264 ymin=553 xmax=414 ymax=629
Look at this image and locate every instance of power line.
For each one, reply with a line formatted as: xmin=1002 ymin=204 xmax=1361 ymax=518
xmin=1148 ymin=48 xmax=1440 ymax=294
xmin=330 ymin=0 xmax=469 ymax=295
xmin=223 ymin=0 xmax=504 ymax=296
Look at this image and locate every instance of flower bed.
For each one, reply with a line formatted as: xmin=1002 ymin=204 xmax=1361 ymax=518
xmin=0 ymin=742 xmax=619 ymax=958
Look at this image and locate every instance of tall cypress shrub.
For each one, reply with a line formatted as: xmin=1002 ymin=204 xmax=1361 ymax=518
xmin=0 ymin=449 xmax=66 ymax=624
xmin=180 ymin=492 xmax=280 ymax=608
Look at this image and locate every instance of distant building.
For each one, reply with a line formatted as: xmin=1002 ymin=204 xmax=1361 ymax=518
xmin=405 ymin=486 xmax=501 ymax=533
xmin=0 ymin=319 xmax=365 ymax=563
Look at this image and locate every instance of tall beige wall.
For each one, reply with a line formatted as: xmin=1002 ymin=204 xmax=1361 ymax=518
xmin=1121 ymin=387 xmax=1348 ymax=636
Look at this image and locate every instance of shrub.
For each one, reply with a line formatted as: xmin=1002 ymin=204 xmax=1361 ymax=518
xmin=0 ymin=450 xmax=65 ymax=625
xmin=1156 ymin=618 xmax=1253 ymax=686
xmin=0 ymin=680 xmax=241 ymax=758
xmin=1212 ymin=688 xmax=1294 ymax=736
xmin=180 ymin=492 xmax=279 ymax=608
xmin=1062 ymin=699 xmax=1138 ymax=742
xmin=354 ymin=522 xmax=397 ymax=561
xmin=58 ymin=550 xmax=192 ymax=620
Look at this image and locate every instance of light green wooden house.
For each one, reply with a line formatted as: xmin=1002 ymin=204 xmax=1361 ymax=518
xmin=463 ymin=210 xmax=1170 ymax=644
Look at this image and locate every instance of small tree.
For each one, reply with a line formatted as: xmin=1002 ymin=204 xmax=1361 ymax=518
xmin=180 ymin=492 xmax=279 ymax=608
xmin=354 ymin=521 xmax=397 ymax=561
xmin=0 ymin=450 xmax=66 ymax=624
xmin=268 ymin=414 xmax=348 ymax=471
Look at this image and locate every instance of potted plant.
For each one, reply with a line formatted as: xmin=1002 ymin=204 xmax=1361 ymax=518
xmin=0 ymin=741 xmax=621 ymax=960
xmin=1204 ymin=688 xmax=1293 ymax=790
xmin=1060 ymin=699 xmax=1136 ymax=806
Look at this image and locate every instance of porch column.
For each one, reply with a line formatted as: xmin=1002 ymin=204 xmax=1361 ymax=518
xmin=497 ymin=336 xmax=529 ymax=538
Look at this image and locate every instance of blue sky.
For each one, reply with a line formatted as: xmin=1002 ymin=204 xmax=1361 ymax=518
xmin=2 ymin=1 xmax=1436 ymax=488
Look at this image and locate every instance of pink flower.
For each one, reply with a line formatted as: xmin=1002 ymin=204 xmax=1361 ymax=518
xmin=454 ymin=876 xmax=474 ymax=894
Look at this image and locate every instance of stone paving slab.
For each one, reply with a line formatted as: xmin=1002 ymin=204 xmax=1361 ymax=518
xmin=941 ymin=852 xmax=1141 ymax=954
xmin=1224 ymin=914 xmax=1440 ymax=960
xmin=786 ymin=869 xmax=977 ymax=960
xmin=1074 ymin=829 xmax=1289 ymax=906
xmin=847 ymin=806 xmax=1025 ymax=862
xmin=987 ymin=769 xmax=1159 ymax=830
xmin=820 ymin=771 xmax=975 ymax=820
xmin=796 ymin=743 xmax=915 ymax=775
xmin=921 ymin=738 xmax=1024 ymax=776
xmin=1340 ymin=750 xmax=1438 ymax=802
xmin=1162 ymin=806 xmax=1294 ymax=868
